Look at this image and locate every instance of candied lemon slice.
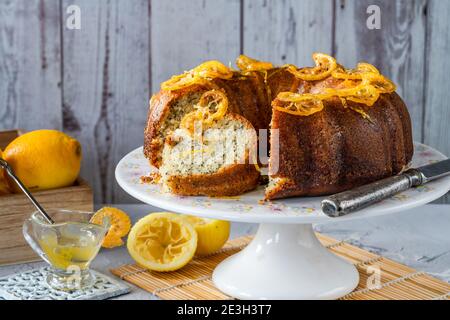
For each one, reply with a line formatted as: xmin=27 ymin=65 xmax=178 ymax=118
xmin=275 ymin=57 xmax=394 ymax=115
xmin=287 ymin=53 xmax=337 ymax=81
xmin=236 ymin=55 xmax=273 ymax=72
xmin=357 ymin=62 xmax=380 ymax=74
xmin=197 ymin=90 xmax=229 ymax=122
xmin=333 ymin=61 xmax=379 ymax=77
xmin=345 ymin=85 xmax=380 ymax=106
xmin=180 ymin=90 xmax=229 ymax=133
xmin=180 ymin=110 xmax=203 ymax=134
xmin=275 ymin=92 xmax=327 ymax=116
xmin=99 ymin=235 xmax=124 ymax=249
xmin=127 ymin=212 xmax=197 ymax=271
xmin=331 ymin=68 xmax=362 ymax=80
xmin=183 ymin=215 xmax=230 ymax=256
xmin=161 ymin=60 xmax=233 ymax=91
xmin=192 ymin=60 xmax=234 ymax=79
xmin=332 ymin=62 xmax=380 ymax=80
xmin=160 ymin=73 xmax=207 ymax=91
xmin=362 ymin=73 xmax=396 ymax=93
xmin=91 ymin=207 xmax=131 ymax=249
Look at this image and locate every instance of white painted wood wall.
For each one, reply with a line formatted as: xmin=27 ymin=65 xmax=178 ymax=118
xmin=0 ymin=0 xmax=449 ymax=204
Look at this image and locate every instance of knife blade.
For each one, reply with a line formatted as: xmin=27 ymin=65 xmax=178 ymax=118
xmin=321 ymin=159 xmax=450 ymax=217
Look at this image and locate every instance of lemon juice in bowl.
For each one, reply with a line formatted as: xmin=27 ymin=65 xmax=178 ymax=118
xmin=23 ymin=209 xmax=109 ymax=291
xmin=38 ymin=224 xmax=103 ymax=271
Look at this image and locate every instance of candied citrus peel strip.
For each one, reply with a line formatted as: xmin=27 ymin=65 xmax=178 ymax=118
xmin=236 ymin=55 xmax=274 ymax=72
xmin=286 ymin=53 xmax=338 ymax=81
xmin=161 ymin=60 xmax=233 ymax=91
xmin=180 ymin=90 xmax=229 ymax=134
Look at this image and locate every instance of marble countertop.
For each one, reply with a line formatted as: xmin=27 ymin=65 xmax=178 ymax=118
xmin=1 ymin=204 xmax=449 ymax=300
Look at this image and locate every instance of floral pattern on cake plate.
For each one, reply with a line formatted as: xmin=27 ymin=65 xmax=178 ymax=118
xmin=116 ymin=143 xmax=450 ymax=224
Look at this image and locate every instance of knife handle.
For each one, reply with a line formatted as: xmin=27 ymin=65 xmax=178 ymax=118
xmin=321 ymin=169 xmax=424 ymax=217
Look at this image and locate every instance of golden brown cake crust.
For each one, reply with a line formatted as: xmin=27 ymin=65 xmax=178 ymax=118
xmin=144 ymin=86 xmax=203 ymax=168
xmin=165 ymin=164 xmax=260 ymax=197
xmin=267 ymin=93 xmax=413 ymax=199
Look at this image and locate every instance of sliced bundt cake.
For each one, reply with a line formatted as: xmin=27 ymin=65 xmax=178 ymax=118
xmin=144 ymin=54 xmax=413 ymax=199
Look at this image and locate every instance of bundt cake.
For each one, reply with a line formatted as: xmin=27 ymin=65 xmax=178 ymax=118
xmin=144 ymin=53 xmax=413 ymax=199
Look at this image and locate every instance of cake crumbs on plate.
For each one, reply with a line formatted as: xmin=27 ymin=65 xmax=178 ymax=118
xmin=141 ymin=172 xmax=161 ymax=184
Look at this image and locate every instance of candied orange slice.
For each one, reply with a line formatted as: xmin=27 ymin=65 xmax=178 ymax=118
xmin=180 ymin=90 xmax=229 ymax=133
xmin=286 ymin=53 xmax=337 ymax=81
xmin=275 ymin=92 xmax=327 ymax=116
xmin=161 ymin=60 xmax=233 ymax=91
xmin=236 ymin=55 xmax=274 ymax=72
xmin=91 ymin=207 xmax=132 ymax=249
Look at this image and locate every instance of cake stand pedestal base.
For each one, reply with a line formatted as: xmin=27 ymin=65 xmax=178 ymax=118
xmin=212 ymin=223 xmax=359 ymax=300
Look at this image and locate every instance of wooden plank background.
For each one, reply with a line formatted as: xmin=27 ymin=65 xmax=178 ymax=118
xmin=0 ymin=0 xmax=449 ymax=204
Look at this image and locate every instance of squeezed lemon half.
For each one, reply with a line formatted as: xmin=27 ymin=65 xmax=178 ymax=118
xmin=127 ymin=212 xmax=197 ymax=272
xmin=183 ymin=216 xmax=230 ymax=256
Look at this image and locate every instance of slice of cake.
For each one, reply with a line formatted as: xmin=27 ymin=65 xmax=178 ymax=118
xmin=158 ymin=90 xmax=259 ymax=196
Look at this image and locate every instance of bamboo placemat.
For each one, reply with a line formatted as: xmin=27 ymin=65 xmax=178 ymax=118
xmin=111 ymin=234 xmax=450 ymax=300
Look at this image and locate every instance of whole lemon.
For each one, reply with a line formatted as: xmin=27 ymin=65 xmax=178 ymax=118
xmin=183 ymin=215 xmax=230 ymax=256
xmin=0 ymin=149 xmax=12 ymax=195
xmin=3 ymin=130 xmax=82 ymax=192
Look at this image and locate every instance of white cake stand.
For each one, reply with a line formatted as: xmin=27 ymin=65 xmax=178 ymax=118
xmin=116 ymin=143 xmax=450 ymax=300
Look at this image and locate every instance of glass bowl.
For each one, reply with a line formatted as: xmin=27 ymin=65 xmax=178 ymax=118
xmin=23 ymin=209 xmax=109 ymax=291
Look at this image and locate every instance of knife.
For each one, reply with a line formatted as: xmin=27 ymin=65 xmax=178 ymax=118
xmin=321 ymin=158 xmax=450 ymax=217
